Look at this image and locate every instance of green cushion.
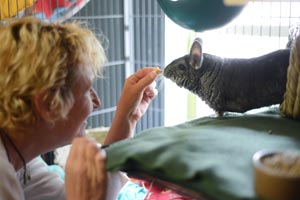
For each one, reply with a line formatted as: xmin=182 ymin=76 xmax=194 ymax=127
xmin=105 ymin=110 xmax=300 ymax=200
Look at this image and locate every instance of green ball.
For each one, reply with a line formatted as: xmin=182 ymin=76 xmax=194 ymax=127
xmin=158 ymin=0 xmax=246 ymax=32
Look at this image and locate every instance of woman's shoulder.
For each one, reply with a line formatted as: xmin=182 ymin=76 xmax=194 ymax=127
xmin=22 ymin=157 xmax=65 ymax=200
xmin=0 ymin=142 xmax=25 ymax=199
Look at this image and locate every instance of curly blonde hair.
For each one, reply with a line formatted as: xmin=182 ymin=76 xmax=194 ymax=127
xmin=0 ymin=17 xmax=106 ymax=132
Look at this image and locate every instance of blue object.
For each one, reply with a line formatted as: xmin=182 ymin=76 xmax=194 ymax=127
xmin=117 ymin=181 xmax=148 ymax=200
xmin=47 ymin=165 xmax=65 ymax=180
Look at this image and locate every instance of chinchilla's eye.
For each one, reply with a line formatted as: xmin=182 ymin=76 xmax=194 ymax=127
xmin=178 ymin=64 xmax=186 ymax=70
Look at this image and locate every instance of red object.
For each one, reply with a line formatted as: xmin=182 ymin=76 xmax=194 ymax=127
xmin=132 ymin=179 xmax=192 ymax=200
xmin=75 ymin=0 xmax=84 ymax=6
xmin=35 ymin=0 xmax=72 ymax=18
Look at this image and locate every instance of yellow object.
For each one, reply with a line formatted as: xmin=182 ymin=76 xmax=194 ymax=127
xmin=223 ymin=0 xmax=249 ymax=6
xmin=0 ymin=0 xmax=35 ymax=19
xmin=86 ymin=127 xmax=109 ymax=145
xmin=154 ymin=66 xmax=162 ymax=74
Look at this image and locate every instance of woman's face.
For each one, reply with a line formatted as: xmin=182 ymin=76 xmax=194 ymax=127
xmin=54 ymin=66 xmax=101 ymax=145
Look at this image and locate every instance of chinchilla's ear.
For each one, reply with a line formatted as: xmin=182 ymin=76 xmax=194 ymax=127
xmin=189 ymin=38 xmax=204 ymax=69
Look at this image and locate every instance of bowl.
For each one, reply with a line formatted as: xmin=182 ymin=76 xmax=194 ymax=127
xmin=253 ymin=149 xmax=300 ymax=200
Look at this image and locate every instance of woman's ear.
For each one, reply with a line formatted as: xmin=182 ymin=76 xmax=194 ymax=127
xmin=189 ymin=37 xmax=204 ymax=69
xmin=33 ymin=91 xmax=53 ymax=122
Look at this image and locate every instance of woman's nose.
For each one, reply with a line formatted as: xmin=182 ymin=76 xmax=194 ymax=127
xmin=91 ymin=88 xmax=101 ymax=109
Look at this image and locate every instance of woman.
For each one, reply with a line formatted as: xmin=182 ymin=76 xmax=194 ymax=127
xmin=0 ymin=17 xmax=159 ymax=199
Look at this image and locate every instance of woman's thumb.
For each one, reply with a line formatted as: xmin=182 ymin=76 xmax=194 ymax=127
xmin=136 ymin=71 xmax=157 ymax=91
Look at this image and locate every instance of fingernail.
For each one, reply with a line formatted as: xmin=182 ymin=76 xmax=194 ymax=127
xmin=149 ymin=71 xmax=157 ymax=78
xmin=100 ymin=149 xmax=106 ymax=158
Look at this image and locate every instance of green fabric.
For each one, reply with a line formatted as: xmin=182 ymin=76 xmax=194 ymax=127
xmin=105 ymin=110 xmax=300 ymax=200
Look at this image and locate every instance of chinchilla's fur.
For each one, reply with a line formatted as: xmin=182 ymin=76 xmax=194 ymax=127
xmin=163 ymin=38 xmax=290 ymax=116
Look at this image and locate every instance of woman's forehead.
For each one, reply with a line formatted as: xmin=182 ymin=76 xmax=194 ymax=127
xmin=73 ymin=65 xmax=95 ymax=86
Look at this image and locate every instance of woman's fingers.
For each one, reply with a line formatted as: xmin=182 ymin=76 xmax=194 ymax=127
xmin=65 ymin=137 xmax=107 ymax=200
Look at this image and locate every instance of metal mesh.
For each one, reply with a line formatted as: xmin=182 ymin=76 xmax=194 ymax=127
xmin=71 ymin=0 xmax=166 ymax=133
xmin=217 ymin=0 xmax=300 ymax=47
xmin=0 ymin=0 xmax=165 ymax=134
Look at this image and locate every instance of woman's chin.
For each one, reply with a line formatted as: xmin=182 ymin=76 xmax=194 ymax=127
xmin=77 ymin=131 xmax=86 ymax=138
xmin=77 ymin=122 xmax=88 ymax=137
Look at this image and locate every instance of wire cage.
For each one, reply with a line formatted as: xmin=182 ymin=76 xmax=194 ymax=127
xmin=0 ymin=0 xmax=166 ymax=134
xmin=0 ymin=0 xmax=165 ymax=165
